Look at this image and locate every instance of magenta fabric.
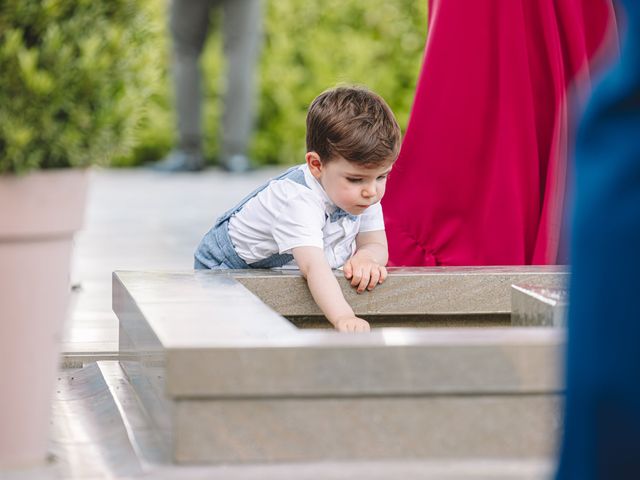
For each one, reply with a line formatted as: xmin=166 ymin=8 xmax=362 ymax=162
xmin=383 ymin=0 xmax=617 ymax=266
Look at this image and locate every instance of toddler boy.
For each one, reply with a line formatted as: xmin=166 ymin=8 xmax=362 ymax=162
xmin=195 ymin=86 xmax=401 ymax=332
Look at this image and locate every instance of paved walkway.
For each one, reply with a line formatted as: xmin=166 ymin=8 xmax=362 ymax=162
xmin=51 ymin=167 xmax=555 ymax=479
xmin=64 ymin=166 xmax=281 ymax=355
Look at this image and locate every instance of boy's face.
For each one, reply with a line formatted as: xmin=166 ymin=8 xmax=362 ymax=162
xmin=307 ymin=153 xmax=394 ymax=215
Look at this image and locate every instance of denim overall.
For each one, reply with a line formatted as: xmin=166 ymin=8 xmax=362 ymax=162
xmin=194 ymin=166 xmax=357 ymax=270
xmin=194 ymin=167 xmax=307 ymax=269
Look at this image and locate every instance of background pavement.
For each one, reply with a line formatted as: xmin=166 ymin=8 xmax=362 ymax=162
xmin=64 ymin=166 xmax=281 ymax=355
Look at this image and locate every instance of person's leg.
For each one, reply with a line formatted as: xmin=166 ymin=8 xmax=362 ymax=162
xmin=157 ymin=0 xmax=211 ymax=171
xmin=219 ymin=0 xmax=262 ymax=172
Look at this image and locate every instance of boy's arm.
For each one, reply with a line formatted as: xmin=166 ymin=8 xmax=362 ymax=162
xmin=344 ymin=230 xmax=389 ymax=293
xmin=354 ymin=230 xmax=388 ymax=265
xmin=292 ymin=246 xmax=370 ymax=332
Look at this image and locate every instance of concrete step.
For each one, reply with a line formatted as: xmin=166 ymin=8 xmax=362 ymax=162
xmin=34 ymin=360 xmax=555 ymax=479
xmin=49 ymin=362 xmax=147 ymax=478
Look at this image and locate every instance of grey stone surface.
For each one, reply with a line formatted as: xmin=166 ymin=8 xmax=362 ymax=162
xmin=27 ymin=361 xmax=553 ymax=480
xmin=65 ymin=167 xmax=282 ymax=355
xmin=233 ymin=266 xmax=569 ymax=316
xmin=164 ymin=331 xmax=562 ymax=397
xmin=49 ymin=363 xmax=146 ymax=478
xmin=113 ymin=268 xmax=565 ymax=464
xmin=141 ymin=459 xmax=553 ymax=480
xmin=287 ymin=313 xmax=511 ymax=329
xmin=113 ymin=270 xmax=564 ymax=397
xmin=2 ymin=457 xmax=554 ymax=480
xmin=174 ymin=395 xmax=560 ymax=463
xmin=511 ymin=285 xmax=568 ymax=327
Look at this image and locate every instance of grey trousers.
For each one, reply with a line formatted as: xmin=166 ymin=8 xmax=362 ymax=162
xmin=169 ymin=0 xmax=261 ymax=160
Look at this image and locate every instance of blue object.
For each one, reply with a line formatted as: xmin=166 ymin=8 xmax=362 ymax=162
xmin=556 ymin=1 xmax=640 ymax=478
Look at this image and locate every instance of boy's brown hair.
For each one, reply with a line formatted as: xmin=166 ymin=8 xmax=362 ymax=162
xmin=306 ymin=86 xmax=401 ymax=167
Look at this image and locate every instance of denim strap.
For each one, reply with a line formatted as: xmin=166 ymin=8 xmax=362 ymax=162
xmin=215 ymin=166 xmax=306 ymax=227
xmin=197 ymin=166 xmax=310 ymax=269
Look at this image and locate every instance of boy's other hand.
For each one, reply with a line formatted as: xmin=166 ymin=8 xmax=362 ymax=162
xmin=343 ymin=251 xmax=388 ymax=293
xmin=333 ymin=315 xmax=371 ymax=333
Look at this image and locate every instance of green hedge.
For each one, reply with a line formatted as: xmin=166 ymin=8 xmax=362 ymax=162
xmin=0 ymin=0 xmax=159 ymax=174
xmin=121 ymin=0 xmax=427 ymax=167
xmin=0 ymin=1 xmax=426 ymax=171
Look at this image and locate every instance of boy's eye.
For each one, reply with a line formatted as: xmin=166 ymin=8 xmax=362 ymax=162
xmin=346 ymin=177 xmax=363 ymax=183
xmin=377 ymin=175 xmax=388 ymax=181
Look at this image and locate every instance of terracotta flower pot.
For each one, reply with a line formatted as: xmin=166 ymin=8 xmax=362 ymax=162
xmin=0 ymin=169 xmax=88 ymax=469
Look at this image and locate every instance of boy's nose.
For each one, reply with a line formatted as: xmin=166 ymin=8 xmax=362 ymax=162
xmin=362 ymin=184 xmax=376 ymax=198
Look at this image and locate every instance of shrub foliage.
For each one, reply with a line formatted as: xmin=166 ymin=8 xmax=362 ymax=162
xmin=123 ymin=0 xmax=427 ymax=167
xmin=0 ymin=1 xmax=426 ymax=171
xmin=253 ymin=0 xmax=427 ymax=165
xmin=0 ymin=0 xmax=158 ymax=174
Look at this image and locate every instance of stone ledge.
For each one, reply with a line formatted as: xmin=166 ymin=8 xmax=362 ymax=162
xmin=165 ymin=330 xmax=563 ymax=397
xmin=511 ymin=285 xmax=568 ymax=327
xmin=174 ymin=395 xmax=560 ymax=463
xmin=112 ymin=267 xmax=567 ymax=464
xmin=113 ymin=269 xmax=565 ymax=398
xmin=233 ymin=266 xmax=568 ymax=315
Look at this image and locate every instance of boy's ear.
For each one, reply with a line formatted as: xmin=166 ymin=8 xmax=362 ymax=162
xmin=305 ymin=151 xmax=323 ymax=178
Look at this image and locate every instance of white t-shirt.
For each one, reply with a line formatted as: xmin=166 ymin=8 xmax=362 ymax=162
xmin=227 ymin=164 xmax=385 ymax=269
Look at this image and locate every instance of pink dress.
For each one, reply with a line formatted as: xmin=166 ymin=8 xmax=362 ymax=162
xmin=382 ymin=0 xmax=617 ymax=266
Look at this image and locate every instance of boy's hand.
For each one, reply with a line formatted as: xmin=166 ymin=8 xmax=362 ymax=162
xmin=332 ymin=314 xmax=371 ymax=333
xmin=292 ymin=246 xmax=372 ymax=334
xmin=343 ymin=250 xmax=388 ymax=293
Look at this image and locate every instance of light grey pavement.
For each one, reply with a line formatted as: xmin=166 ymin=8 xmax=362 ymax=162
xmin=64 ymin=166 xmax=281 ymax=355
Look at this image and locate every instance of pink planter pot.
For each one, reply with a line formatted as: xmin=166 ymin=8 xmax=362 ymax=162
xmin=0 ymin=169 xmax=88 ymax=469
